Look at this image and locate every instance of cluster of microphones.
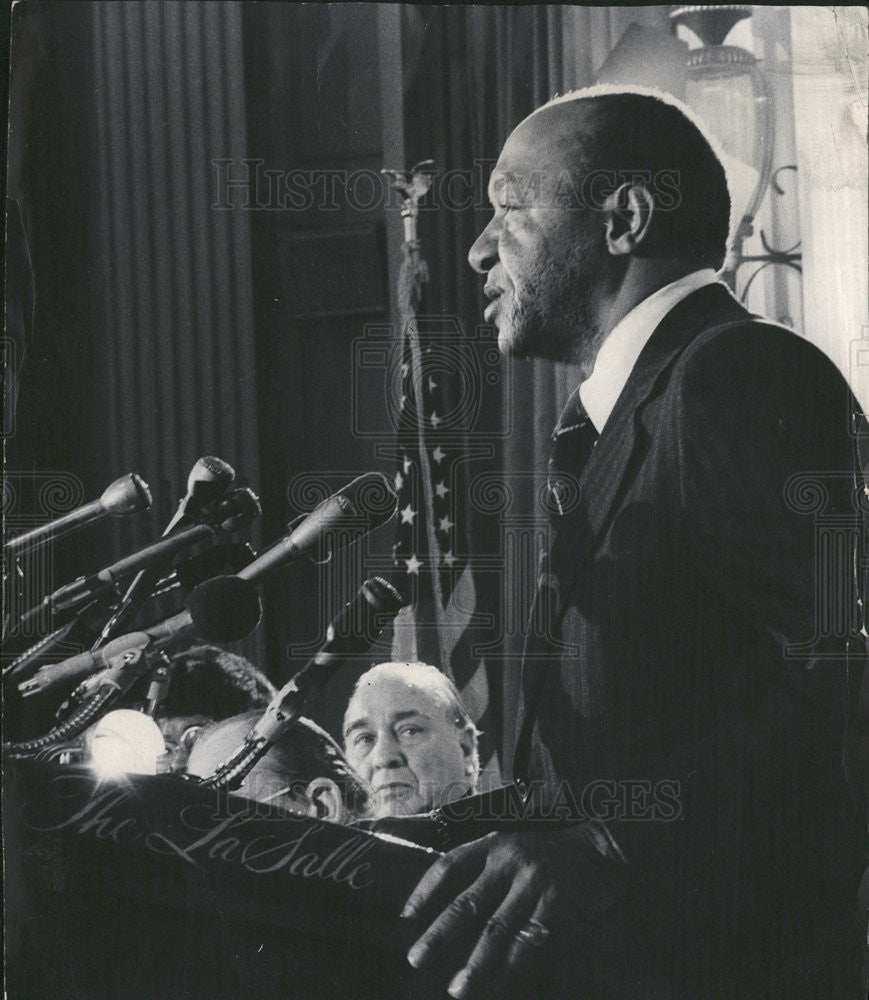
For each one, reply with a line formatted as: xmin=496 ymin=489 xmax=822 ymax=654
xmin=3 ymin=458 xmax=405 ymax=785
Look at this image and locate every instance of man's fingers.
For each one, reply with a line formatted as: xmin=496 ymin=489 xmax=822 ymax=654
xmin=401 ymin=834 xmax=492 ymax=923
xmin=443 ymin=868 xmax=540 ymax=1000
xmin=406 ymin=870 xmax=506 ymax=972
xmin=501 ymin=886 xmax=557 ymax=982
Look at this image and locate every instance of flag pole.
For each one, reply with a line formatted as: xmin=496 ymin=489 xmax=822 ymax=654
xmin=381 ymin=162 xmax=450 ymax=673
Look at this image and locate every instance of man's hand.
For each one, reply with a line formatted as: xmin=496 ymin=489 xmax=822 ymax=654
xmin=400 ymin=823 xmax=626 ymax=999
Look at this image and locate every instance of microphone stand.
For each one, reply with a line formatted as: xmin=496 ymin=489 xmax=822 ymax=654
xmin=196 ymin=680 xmax=303 ymax=790
xmin=2 ymin=565 xmax=190 ymax=689
xmin=3 ymin=644 xmax=158 ymax=757
xmin=200 ymin=576 xmax=404 ymax=789
xmin=3 ymin=603 xmax=104 ymax=684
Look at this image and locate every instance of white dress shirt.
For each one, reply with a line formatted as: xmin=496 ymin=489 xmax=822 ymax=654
xmin=579 ymin=269 xmax=721 ymax=433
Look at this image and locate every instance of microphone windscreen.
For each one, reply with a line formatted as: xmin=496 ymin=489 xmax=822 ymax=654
xmin=364 ymin=576 xmax=405 ymax=613
xmin=217 ymin=487 xmax=261 ymax=531
xmin=343 ymin=472 xmax=399 ymax=530
xmin=315 ymin=576 xmax=406 ymax=659
xmin=184 ymin=575 xmax=262 ymax=643
xmin=189 ymin=456 xmax=235 ymax=492
xmin=100 ymin=473 xmax=153 ymax=515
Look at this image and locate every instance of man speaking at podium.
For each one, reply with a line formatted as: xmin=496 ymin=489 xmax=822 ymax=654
xmin=399 ymin=88 xmax=866 ymax=999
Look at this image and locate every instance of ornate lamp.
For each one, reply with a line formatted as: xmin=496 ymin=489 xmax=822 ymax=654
xmin=670 ymin=5 xmax=800 ymax=295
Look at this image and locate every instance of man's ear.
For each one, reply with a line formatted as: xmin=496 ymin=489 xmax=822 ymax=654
xmin=459 ymin=729 xmax=477 ymax=781
xmin=305 ymin=778 xmax=345 ymax=823
xmin=604 ymin=182 xmax=655 ymax=256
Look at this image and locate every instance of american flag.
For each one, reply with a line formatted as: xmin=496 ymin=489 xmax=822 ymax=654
xmin=389 ymin=296 xmax=501 ymax=786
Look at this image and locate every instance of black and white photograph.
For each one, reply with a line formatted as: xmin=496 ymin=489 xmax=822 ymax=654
xmin=3 ymin=4 xmax=868 ymax=998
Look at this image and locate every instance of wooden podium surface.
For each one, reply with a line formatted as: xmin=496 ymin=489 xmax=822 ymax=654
xmin=4 ymin=758 xmax=444 ymax=1000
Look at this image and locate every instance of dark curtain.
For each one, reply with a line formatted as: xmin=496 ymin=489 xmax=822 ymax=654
xmin=6 ymin=1 xmax=264 ymax=665
xmin=89 ymin=1 xmax=260 ymax=545
xmin=239 ymin=3 xmax=396 ymax=712
xmin=6 ymin=3 xmax=98 ymax=564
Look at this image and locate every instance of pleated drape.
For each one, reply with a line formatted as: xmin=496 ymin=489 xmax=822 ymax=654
xmin=91 ymin=2 xmax=260 ymax=538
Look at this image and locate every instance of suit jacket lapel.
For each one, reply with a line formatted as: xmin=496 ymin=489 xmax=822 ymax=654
xmin=550 ymin=282 xmax=749 ymax=618
xmin=513 ymin=283 xmax=751 ymax=781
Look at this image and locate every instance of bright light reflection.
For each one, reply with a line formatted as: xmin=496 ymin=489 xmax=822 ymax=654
xmin=88 ymin=709 xmax=166 ymax=779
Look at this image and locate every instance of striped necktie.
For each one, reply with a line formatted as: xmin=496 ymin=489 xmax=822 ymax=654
xmin=514 ymin=390 xmax=600 ymax=785
xmin=546 ymin=388 xmax=599 ymax=519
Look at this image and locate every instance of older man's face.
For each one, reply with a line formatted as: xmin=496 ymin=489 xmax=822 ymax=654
xmin=343 ymin=675 xmax=472 ymax=818
xmin=468 ymin=108 xmax=609 ymax=369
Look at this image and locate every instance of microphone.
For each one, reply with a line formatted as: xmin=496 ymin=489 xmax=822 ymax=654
xmin=237 ymin=472 xmax=398 ymax=583
xmin=3 ymin=473 xmax=151 ymax=555
xmin=21 ymin=523 xmax=215 ymax=622
xmin=255 ymin=576 xmax=405 ymax=736
xmin=18 ymin=575 xmax=262 ymax=697
xmin=163 ymin=456 xmax=236 ymax=536
xmin=3 ymin=489 xmax=262 ymax=683
xmin=199 ymin=576 xmax=405 ymax=788
xmin=214 ymin=487 xmax=261 ymax=532
xmin=95 ymin=457 xmax=237 ymax=644
xmin=38 ymin=488 xmax=262 ymax=618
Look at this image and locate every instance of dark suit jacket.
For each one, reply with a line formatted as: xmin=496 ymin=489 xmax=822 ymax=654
xmin=514 ymin=283 xmax=866 ymax=999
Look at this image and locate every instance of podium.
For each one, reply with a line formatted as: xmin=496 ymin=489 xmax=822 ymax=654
xmin=3 ymin=758 xmax=444 ymax=1000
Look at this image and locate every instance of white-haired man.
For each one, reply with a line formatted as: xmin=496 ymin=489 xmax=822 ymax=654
xmin=343 ymin=662 xmax=480 ymax=818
